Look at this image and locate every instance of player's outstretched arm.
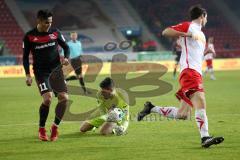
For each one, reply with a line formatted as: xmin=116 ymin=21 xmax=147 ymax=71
xmin=162 ymin=27 xmax=191 ymax=38
xmin=22 ymin=35 xmax=32 ymax=86
xmin=57 ymin=30 xmax=70 ymax=66
xmin=57 ymin=30 xmax=70 ymax=59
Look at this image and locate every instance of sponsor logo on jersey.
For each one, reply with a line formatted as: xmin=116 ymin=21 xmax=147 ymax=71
xmin=35 ymin=42 xmax=56 ymax=49
xmin=33 ymin=37 xmax=38 ymax=41
xmin=49 ymin=34 xmax=57 ymax=40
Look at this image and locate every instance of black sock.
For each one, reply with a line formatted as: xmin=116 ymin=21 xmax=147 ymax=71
xmin=54 ymin=100 xmax=67 ymax=125
xmin=54 ymin=117 xmax=61 ymax=126
xmin=79 ymin=77 xmax=86 ymax=92
xmin=66 ymin=75 xmax=78 ymax=81
xmin=39 ymin=103 xmax=50 ymax=127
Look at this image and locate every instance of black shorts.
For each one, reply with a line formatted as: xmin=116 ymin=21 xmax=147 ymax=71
xmin=34 ymin=67 xmax=67 ymax=96
xmin=70 ymin=56 xmax=82 ymax=75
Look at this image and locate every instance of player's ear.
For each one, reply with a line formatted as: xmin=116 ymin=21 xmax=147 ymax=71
xmin=203 ymin=14 xmax=207 ymax=19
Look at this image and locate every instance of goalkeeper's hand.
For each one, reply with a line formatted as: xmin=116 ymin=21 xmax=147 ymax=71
xmin=107 ymin=114 xmax=117 ymax=122
xmin=107 ymin=109 xmax=118 ymax=122
xmin=107 ymin=107 xmax=124 ymax=122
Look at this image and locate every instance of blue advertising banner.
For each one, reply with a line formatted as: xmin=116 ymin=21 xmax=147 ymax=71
xmin=0 ymin=56 xmax=17 ymax=66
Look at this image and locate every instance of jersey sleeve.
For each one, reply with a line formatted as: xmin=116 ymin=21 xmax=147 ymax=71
xmin=59 ymin=42 xmax=68 ymax=57
xmin=170 ymin=22 xmax=191 ymax=33
xmin=96 ymin=91 xmax=102 ymax=105
xmin=57 ymin=30 xmax=70 ymax=58
xmin=96 ymin=92 xmax=108 ymax=113
xmin=22 ymin=34 xmax=31 ymax=75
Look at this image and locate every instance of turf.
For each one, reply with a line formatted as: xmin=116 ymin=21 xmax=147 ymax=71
xmin=0 ymin=70 xmax=239 ymax=160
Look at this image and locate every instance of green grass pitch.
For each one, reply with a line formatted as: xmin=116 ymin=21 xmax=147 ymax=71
xmin=0 ymin=70 xmax=239 ymax=160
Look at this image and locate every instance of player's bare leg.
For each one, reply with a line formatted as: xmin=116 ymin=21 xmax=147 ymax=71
xmin=80 ymin=121 xmax=95 ymax=133
xmin=38 ymin=92 xmax=53 ymax=141
xmin=138 ymin=100 xmax=191 ymax=121
xmin=190 ymin=91 xmax=224 ymax=147
xmin=176 ymin=100 xmax=192 ymax=120
xmin=203 ymin=67 xmax=209 ymax=77
xmin=100 ymin=122 xmax=115 ymax=135
xmin=50 ymin=92 xmax=68 ymax=141
xmin=209 ymin=68 xmax=216 ymax=80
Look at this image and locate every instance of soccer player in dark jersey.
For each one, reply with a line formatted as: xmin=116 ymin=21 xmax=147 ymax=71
xmin=23 ymin=9 xmax=70 ymax=141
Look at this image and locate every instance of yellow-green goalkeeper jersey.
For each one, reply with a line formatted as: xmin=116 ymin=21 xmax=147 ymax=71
xmin=96 ymin=88 xmax=129 ymax=122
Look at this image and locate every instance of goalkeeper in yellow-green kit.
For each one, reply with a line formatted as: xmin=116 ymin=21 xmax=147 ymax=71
xmin=80 ymin=77 xmax=129 ymax=136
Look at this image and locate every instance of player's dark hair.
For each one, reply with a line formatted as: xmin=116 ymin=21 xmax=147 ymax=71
xmin=37 ymin=9 xmax=53 ymax=20
xmin=100 ymin=77 xmax=114 ymax=89
xmin=189 ymin=5 xmax=207 ymax=20
xmin=70 ymin=31 xmax=77 ymax=34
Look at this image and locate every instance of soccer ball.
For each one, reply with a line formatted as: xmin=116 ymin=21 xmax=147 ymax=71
xmin=107 ymin=108 xmax=124 ymax=122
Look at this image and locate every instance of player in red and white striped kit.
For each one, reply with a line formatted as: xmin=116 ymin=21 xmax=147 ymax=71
xmin=137 ymin=5 xmax=224 ymax=148
xmin=204 ymin=37 xmax=216 ymax=80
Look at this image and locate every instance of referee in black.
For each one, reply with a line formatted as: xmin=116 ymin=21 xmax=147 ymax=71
xmin=23 ymin=9 xmax=70 ymax=141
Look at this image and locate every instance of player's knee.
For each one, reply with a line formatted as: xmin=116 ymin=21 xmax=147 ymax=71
xmin=43 ymin=99 xmax=51 ymax=106
xmin=43 ymin=94 xmax=52 ymax=106
xmin=100 ymin=129 xmax=112 ymax=136
xmin=197 ymin=94 xmax=205 ymax=102
xmin=80 ymin=126 xmax=87 ymax=133
xmin=58 ymin=93 xmax=68 ymax=102
xmin=100 ymin=124 xmax=114 ymax=136
xmin=191 ymin=92 xmax=206 ymax=109
xmin=196 ymin=96 xmax=206 ymax=109
xmin=80 ymin=122 xmax=93 ymax=133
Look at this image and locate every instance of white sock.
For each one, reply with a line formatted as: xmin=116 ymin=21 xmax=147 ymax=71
xmin=209 ymin=69 xmax=215 ymax=78
xmin=195 ymin=109 xmax=210 ymax=138
xmin=205 ymin=68 xmax=209 ymax=74
xmin=151 ymin=106 xmax=178 ymax=119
